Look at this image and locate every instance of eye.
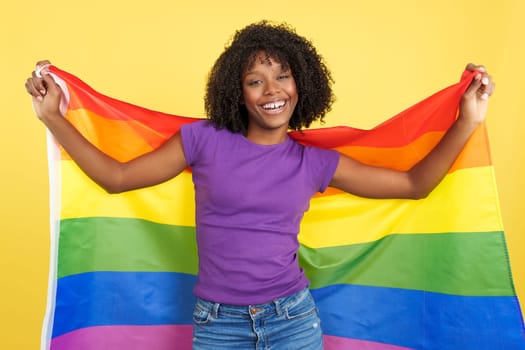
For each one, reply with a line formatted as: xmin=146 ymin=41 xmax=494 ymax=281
xmin=277 ymin=74 xmax=290 ymax=80
xmin=246 ymin=79 xmax=262 ymax=86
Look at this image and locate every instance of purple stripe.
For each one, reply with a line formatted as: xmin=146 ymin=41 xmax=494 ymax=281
xmin=324 ymin=334 xmax=412 ymax=350
xmin=50 ymin=325 xmax=192 ymax=350
xmin=49 ymin=326 xmax=418 ymax=350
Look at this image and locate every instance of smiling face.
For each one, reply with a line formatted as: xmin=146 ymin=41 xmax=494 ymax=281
xmin=241 ymin=53 xmax=298 ymax=144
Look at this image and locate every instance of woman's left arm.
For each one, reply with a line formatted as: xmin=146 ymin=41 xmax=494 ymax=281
xmin=329 ymin=63 xmax=495 ymax=199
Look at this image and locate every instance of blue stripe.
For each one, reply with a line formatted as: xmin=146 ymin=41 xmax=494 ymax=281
xmin=52 ymin=271 xmax=525 ymax=349
xmin=312 ymin=284 xmax=525 ymax=349
xmin=52 ymin=271 xmax=196 ymax=338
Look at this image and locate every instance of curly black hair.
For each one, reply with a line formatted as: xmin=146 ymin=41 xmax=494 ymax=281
xmin=204 ymin=21 xmax=334 ymax=133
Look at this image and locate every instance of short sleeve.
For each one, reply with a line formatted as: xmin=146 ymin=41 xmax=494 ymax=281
xmin=180 ymin=120 xmax=211 ymax=166
xmin=305 ymin=146 xmax=340 ymax=193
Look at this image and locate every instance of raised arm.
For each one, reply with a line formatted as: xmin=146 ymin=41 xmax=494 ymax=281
xmin=330 ymin=63 xmax=495 ymax=199
xmin=25 ymin=62 xmax=188 ymax=194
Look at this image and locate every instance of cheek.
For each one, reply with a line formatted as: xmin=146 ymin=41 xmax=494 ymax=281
xmin=287 ymin=80 xmax=298 ymax=98
xmin=240 ymin=87 xmax=247 ymax=105
xmin=287 ymin=85 xmax=298 ymax=105
xmin=242 ymin=90 xmax=259 ymax=107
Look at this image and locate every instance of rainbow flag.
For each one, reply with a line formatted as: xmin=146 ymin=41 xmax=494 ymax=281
xmin=41 ymin=66 xmax=525 ymax=349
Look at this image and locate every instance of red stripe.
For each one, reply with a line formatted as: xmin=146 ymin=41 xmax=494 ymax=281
xmin=50 ymin=65 xmax=477 ymax=150
xmin=49 ymin=65 xmax=197 ymax=135
xmin=291 ymin=71 xmax=475 ymax=148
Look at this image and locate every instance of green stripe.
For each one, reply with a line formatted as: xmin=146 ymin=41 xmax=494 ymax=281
xmin=58 ymin=218 xmax=514 ymax=297
xmin=58 ymin=217 xmax=198 ymax=278
xmin=299 ymin=231 xmax=515 ymax=296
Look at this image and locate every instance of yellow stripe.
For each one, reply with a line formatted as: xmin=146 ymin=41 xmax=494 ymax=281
xmin=299 ymin=166 xmax=503 ymax=248
xmin=61 ymin=162 xmax=502 ymax=248
xmin=60 ymin=161 xmax=196 ymax=226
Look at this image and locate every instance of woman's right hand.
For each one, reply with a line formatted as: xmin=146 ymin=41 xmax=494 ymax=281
xmin=24 ymin=60 xmax=189 ymax=194
xmin=25 ymin=60 xmax=63 ymax=122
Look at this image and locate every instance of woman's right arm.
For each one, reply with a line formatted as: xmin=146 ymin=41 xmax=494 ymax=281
xmin=25 ymin=63 xmax=188 ymax=194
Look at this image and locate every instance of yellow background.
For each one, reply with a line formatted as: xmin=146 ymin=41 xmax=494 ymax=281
xmin=1 ymin=0 xmax=523 ymax=348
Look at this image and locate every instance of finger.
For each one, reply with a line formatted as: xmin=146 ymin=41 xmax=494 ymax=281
xmin=476 ymin=74 xmax=495 ymax=100
xmin=486 ymin=81 xmax=496 ymax=96
xmin=465 ymin=63 xmax=476 ymax=71
xmin=41 ymin=72 xmax=60 ymax=96
xmin=25 ymin=79 xmax=44 ymax=101
xmin=465 ymin=72 xmax=483 ymax=96
xmin=24 ymin=79 xmax=36 ymax=96
xmin=25 ymin=76 xmax=43 ymax=96
xmin=465 ymin=63 xmax=486 ymax=73
xmin=478 ymin=72 xmax=491 ymax=87
xmin=479 ymin=81 xmax=495 ymax=100
xmin=36 ymin=59 xmax=51 ymax=69
xmin=30 ymin=70 xmax=47 ymax=95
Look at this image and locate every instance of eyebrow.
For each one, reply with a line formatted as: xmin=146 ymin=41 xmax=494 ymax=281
xmin=243 ymin=63 xmax=289 ymax=76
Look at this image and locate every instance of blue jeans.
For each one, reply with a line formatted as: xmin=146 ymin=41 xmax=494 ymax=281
xmin=192 ymin=287 xmax=323 ymax=350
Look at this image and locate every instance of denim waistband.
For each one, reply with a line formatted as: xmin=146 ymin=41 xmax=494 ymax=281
xmin=195 ymin=287 xmax=311 ymax=319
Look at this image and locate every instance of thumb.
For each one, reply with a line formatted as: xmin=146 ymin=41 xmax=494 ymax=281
xmin=41 ymin=72 xmax=62 ymax=97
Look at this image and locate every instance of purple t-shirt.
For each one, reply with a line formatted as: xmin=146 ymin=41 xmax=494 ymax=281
xmin=180 ymin=120 xmax=339 ymax=305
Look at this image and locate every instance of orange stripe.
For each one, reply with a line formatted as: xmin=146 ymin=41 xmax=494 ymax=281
xmin=450 ymin=123 xmax=492 ymax=171
xmin=335 ymin=124 xmax=490 ymax=171
xmin=317 ymin=124 xmax=490 ymax=198
xmin=61 ymin=109 xmax=170 ymax=161
xmin=61 ymin=108 xmax=489 ymax=186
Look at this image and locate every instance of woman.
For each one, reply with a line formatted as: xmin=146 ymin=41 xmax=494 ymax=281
xmin=25 ymin=21 xmax=494 ymax=350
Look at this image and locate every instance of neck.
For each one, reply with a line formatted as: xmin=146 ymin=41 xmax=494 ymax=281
xmin=245 ymin=127 xmax=288 ymax=145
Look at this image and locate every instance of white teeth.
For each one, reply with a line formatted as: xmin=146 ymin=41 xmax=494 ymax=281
xmin=262 ymin=101 xmax=286 ymax=110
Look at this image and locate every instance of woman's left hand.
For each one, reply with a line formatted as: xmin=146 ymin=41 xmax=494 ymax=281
xmin=460 ymin=63 xmax=496 ymax=125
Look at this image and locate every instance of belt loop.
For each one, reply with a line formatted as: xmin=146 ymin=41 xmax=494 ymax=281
xmin=274 ymin=298 xmax=284 ymax=317
xmin=212 ymin=302 xmax=220 ymax=318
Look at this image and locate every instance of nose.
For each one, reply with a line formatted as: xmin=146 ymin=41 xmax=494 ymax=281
xmin=264 ymin=80 xmax=281 ymax=95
